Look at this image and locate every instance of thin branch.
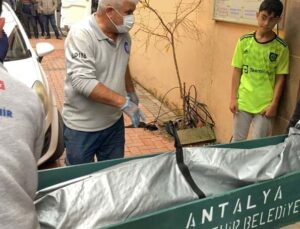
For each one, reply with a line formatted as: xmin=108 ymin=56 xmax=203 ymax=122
xmin=175 ymin=0 xmax=184 ymax=28
xmin=137 ymin=27 xmax=170 ymax=41
xmin=173 ymin=0 xmax=202 ymax=33
xmin=140 ymin=0 xmax=173 ymax=35
xmin=136 ymin=0 xmax=203 ymax=98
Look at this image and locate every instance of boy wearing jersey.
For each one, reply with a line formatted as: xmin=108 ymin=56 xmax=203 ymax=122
xmin=230 ymin=0 xmax=289 ymax=141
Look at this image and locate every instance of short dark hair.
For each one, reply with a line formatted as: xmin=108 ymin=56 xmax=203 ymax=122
xmin=0 ymin=0 xmax=2 ymax=15
xmin=259 ymin=0 xmax=283 ymax=17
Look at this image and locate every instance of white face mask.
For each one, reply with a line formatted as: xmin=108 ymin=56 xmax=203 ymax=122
xmin=108 ymin=8 xmax=135 ymax=33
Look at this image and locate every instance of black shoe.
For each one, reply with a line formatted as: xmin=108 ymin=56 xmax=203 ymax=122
xmin=45 ymin=35 xmax=51 ymax=39
xmin=56 ymin=36 xmax=62 ymax=40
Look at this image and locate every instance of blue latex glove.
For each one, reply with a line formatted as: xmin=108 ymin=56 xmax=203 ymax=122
xmin=121 ymin=96 xmax=143 ymax=128
xmin=127 ymin=91 xmax=139 ymax=105
xmin=0 ymin=31 xmax=9 ymax=63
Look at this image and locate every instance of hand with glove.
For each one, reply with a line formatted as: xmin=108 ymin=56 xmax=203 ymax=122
xmin=121 ymin=96 xmax=144 ymax=128
xmin=127 ymin=91 xmax=139 ymax=105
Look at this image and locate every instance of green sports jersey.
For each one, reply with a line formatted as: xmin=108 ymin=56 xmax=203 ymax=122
xmin=232 ymin=32 xmax=289 ymax=114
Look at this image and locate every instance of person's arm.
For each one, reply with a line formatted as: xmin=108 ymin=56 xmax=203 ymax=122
xmin=229 ymin=67 xmax=242 ymax=114
xmin=88 ymin=83 xmax=126 ymax=108
xmin=230 ymin=37 xmax=243 ymax=114
xmin=88 ymin=82 xmax=144 ymax=127
xmin=125 ymin=65 xmax=135 ymax=93
xmin=37 ymin=0 xmax=43 ymax=13
xmin=262 ymin=74 xmax=285 ymax=118
xmin=52 ymin=0 xmax=57 ymax=13
xmin=125 ymin=65 xmax=140 ymax=105
xmin=65 ymin=28 xmax=126 ymax=108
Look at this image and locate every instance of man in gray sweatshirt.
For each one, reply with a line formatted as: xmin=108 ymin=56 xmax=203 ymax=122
xmin=0 ymin=1 xmax=45 ymax=227
xmin=63 ymin=0 xmax=142 ymax=165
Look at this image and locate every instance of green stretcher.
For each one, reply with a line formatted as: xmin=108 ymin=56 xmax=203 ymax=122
xmin=38 ymin=134 xmax=300 ymax=229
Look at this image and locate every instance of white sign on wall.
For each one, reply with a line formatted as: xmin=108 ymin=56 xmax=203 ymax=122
xmin=213 ymin=0 xmax=286 ymax=28
xmin=60 ymin=0 xmax=91 ymax=29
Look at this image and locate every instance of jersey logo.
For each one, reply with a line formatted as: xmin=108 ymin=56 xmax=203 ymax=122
xmin=0 ymin=80 xmax=5 ymax=90
xmin=0 ymin=108 xmax=13 ymax=118
xmin=71 ymin=52 xmax=87 ymax=59
xmin=269 ymin=52 xmax=278 ymax=62
xmin=243 ymin=65 xmax=249 ymax=74
xmin=124 ymin=41 xmax=130 ymax=54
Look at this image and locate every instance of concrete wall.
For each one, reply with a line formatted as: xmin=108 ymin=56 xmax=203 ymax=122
xmin=130 ymin=0 xmax=300 ymax=143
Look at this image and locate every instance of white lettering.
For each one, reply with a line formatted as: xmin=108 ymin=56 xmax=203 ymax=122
xmin=247 ymin=195 xmax=256 ymax=210
xmin=233 ymin=198 xmax=242 ymax=214
xmin=259 ymin=212 xmax=266 ymax=225
xmin=212 ymin=221 xmax=240 ymax=229
xmin=267 ymin=208 xmax=275 ymax=223
xmin=186 ymin=212 xmax=196 ymax=228
xmin=263 ymin=189 xmax=271 ymax=204
xmin=234 ymin=219 xmax=241 ymax=229
xmin=293 ymin=200 xmax=300 ymax=214
xmin=219 ymin=202 xmax=229 ymax=218
xmin=202 ymin=207 xmax=213 ymax=224
xmin=282 ymin=204 xmax=287 ymax=217
xmin=243 ymin=216 xmax=251 ymax=229
xmin=275 ymin=206 xmax=283 ymax=220
xmin=251 ymin=213 xmax=259 ymax=228
xmin=274 ymin=186 xmax=283 ymax=201
xmin=288 ymin=202 xmax=294 ymax=216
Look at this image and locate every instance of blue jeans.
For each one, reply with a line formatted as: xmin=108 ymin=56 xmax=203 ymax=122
xmin=42 ymin=14 xmax=60 ymax=38
xmin=22 ymin=4 xmax=38 ymax=38
xmin=64 ymin=116 xmax=125 ymax=165
xmin=34 ymin=13 xmax=44 ymax=36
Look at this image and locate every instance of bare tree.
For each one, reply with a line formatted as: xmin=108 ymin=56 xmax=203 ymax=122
xmin=134 ymin=0 xmax=203 ymax=98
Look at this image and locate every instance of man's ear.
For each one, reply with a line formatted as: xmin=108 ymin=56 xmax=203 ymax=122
xmin=105 ymin=6 xmax=114 ymax=17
